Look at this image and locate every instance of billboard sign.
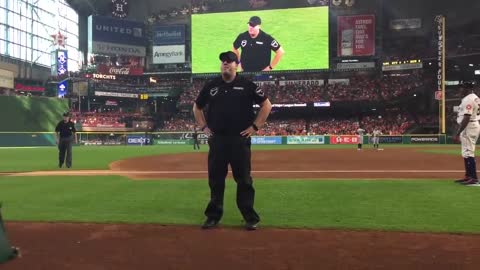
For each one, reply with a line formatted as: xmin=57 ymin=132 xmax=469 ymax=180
xmin=287 ymin=136 xmax=325 ymax=145
xmin=330 ymin=135 xmax=360 ymax=144
xmin=152 ymin=45 xmax=185 ymax=64
xmin=337 ymin=15 xmax=375 ymax=57
xmin=153 ymin=25 xmax=185 ymax=45
xmin=57 ymin=82 xmax=67 ymax=98
xmin=88 ymin=15 xmax=146 ymax=46
xmin=90 ymin=42 xmax=146 ymax=57
xmin=251 ymin=136 xmax=282 ymax=145
xmin=56 ymin=50 xmax=68 ymax=76
xmin=127 ymin=135 xmax=151 ymax=145
xmin=97 ymin=64 xmax=144 ymax=76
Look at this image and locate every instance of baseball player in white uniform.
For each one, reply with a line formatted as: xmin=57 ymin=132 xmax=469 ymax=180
xmin=357 ymin=127 xmax=365 ymax=150
xmin=454 ymin=84 xmax=480 ymax=186
xmin=372 ymin=128 xmax=382 ymax=150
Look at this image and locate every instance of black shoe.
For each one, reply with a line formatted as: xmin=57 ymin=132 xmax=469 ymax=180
xmin=201 ymin=218 xmax=219 ymax=229
xmin=66 ymin=165 xmax=71 ymax=168
xmin=245 ymin=221 xmax=259 ymax=231
xmin=59 ymin=163 xmax=63 ymax=168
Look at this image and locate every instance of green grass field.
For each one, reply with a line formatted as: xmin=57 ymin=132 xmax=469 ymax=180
xmin=1 ymin=144 xmax=479 ymax=233
xmin=191 ymin=6 xmax=329 ymax=73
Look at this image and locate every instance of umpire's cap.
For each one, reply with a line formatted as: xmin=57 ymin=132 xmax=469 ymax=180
xmin=248 ymin=16 xmax=261 ymax=27
xmin=219 ymin=51 xmax=239 ymax=64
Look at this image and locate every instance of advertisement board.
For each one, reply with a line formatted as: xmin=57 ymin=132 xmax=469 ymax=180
xmin=330 ymin=135 xmax=360 ymax=144
xmin=153 ymin=25 xmax=185 ymax=45
xmin=287 ymin=136 xmax=325 ymax=145
xmin=127 ymin=135 xmax=152 ymax=145
xmin=252 ymin=136 xmax=282 ymax=145
xmin=152 ymin=45 xmax=185 ymax=64
xmin=410 ymin=136 xmax=439 ymax=144
xmin=88 ymin=15 xmax=146 ymax=46
xmin=337 ymin=15 xmax=375 ymax=57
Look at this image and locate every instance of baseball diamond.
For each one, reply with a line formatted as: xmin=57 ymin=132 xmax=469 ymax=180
xmin=1 ymin=0 xmax=480 ymax=269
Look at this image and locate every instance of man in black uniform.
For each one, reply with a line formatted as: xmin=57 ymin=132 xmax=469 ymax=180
xmin=193 ymin=51 xmax=272 ymax=230
xmin=232 ymin=16 xmax=285 ymax=72
xmin=55 ymin=112 xmax=77 ymax=168
xmin=193 ymin=126 xmax=200 ymax=150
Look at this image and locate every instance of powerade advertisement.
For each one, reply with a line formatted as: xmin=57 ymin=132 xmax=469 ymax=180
xmin=251 ymin=136 xmax=282 ymax=145
xmin=127 ymin=135 xmax=151 ymax=145
xmin=287 ymin=136 xmax=325 ymax=145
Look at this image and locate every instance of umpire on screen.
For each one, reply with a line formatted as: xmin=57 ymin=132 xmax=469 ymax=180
xmin=55 ymin=112 xmax=77 ymax=168
xmin=193 ymin=51 xmax=272 ymax=230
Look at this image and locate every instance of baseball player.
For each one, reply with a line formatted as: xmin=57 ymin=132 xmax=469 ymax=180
xmin=372 ymin=128 xmax=382 ymax=150
xmin=454 ymin=83 xmax=480 ymax=186
xmin=357 ymin=127 xmax=365 ymax=150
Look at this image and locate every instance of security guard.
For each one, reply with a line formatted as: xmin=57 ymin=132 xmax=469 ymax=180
xmin=232 ymin=16 xmax=285 ymax=72
xmin=55 ymin=112 xmax=77 ymax=168
xmin=193 ymin=51 xmax=272 ymax=230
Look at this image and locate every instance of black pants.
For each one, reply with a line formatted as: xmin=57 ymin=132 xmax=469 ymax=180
xmin=58 ymin=136 xmax=73 ymax=167
xmin=204 ymin=135 xmax=259 ymax=223
xmin=193 ymin=139 xmax=200 ymax=150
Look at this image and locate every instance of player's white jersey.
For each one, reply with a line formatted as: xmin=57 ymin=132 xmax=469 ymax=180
xmin=357 ymin=128 xmax=365 ymax=135
xmin=457 ymin=93 xmax=480 ymax=124
xmin=373 ymin=129 xmax=382 ymax=137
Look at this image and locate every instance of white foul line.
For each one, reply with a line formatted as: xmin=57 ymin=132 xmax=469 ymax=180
xmin=7 ymin=169 xmax=467 ymax=176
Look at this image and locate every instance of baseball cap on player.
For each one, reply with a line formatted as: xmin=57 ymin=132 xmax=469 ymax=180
xmin=63 ymin=112 xmax=70 ymax=117
xmin=248 ymin=16 xmax=262 ymax=27
xmin=219 ymin=51 xmax=239 ymax=64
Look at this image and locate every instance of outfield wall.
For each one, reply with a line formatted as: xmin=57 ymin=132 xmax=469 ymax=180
xmin=0 ymin=96 xmax=69 ymax=132
xmin=0 ymin=132 xmax=449 ymax=147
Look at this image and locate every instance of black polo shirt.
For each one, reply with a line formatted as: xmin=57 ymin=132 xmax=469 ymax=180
xmin=55 ymin=120 xmax=76 ymax=138
xmin=233 ymin=30 xmax=281 ymax=72
xmin=195 ymin=76 xmax=268 ymax=136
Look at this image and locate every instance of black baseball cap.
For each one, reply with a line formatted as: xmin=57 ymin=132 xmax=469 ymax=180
xmin=63 ymin=112 xmax=70 ymax=117
xmin=248 ymin=16 xmax=261 ymax=27
xmin=219 ymin=51 xmax=239 ymax=64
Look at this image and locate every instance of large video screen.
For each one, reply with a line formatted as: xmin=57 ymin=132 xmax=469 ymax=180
xmin=192 ymin=7 xmax=329 ymax=73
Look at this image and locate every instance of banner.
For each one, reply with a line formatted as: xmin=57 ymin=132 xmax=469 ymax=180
xmin=382 ymin=62 xmax=423 ymax=71
xmin=0 ymin=69 xmax=14 ymax=89
xmin=127 ymin=135 xmax=151 ymax=145
xmin=94 ymin=91 xmax=138 ymax=98
xmin=328 ymin=79 xmax=350 ymax=85
xmin=368 ymin=136 xmax=403 ymax=144
xmin=97 ymin=64 xmax=144 ymax=76
xmin=330 ymin=135 xmax=360 ymax=144
xmin=252 ymin=136 xmax=282 ymax=145
xmin=338 ymin=15 xmax=375 ymax=57
xmin=14 ymin=83 xmax=45 ymax=92
xmin=410 ymin=136 xmax=439 ymax=144
xmin=153 ymin=25 xmax=185 ymax=45
xmin=57 ymin=82 xmax=67 ymax=98
xmin=390 ymin=18 xmax=422 ymax=30
xmin=88 ymin=15 xmax=146 ymax=46
xmin=154 ymin=139 xmax=189 ymax=145
xmin=152 ymin=45 xmax=185 ymax=64
xmin=336 ymin=62 xmax=375 ymax=70
xmin=56 ymin=50 xmax=68 ymax=76
xmin=90 ymin=41 xmax=146 ymax=57
xmin=287 ymin=136 xmax=325 ymax=145
xmin=254 ymin=81 xmax=276 ymax=86
xmin=279 ymin=80 xmax=324 ymax=86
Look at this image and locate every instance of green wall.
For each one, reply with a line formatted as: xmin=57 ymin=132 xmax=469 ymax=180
xmin=0 ymin=96 xmax=69 ymax=132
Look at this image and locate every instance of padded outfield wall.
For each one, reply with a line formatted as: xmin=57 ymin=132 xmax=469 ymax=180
xmin=0 ymin=96 xmax=69 ymax=132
